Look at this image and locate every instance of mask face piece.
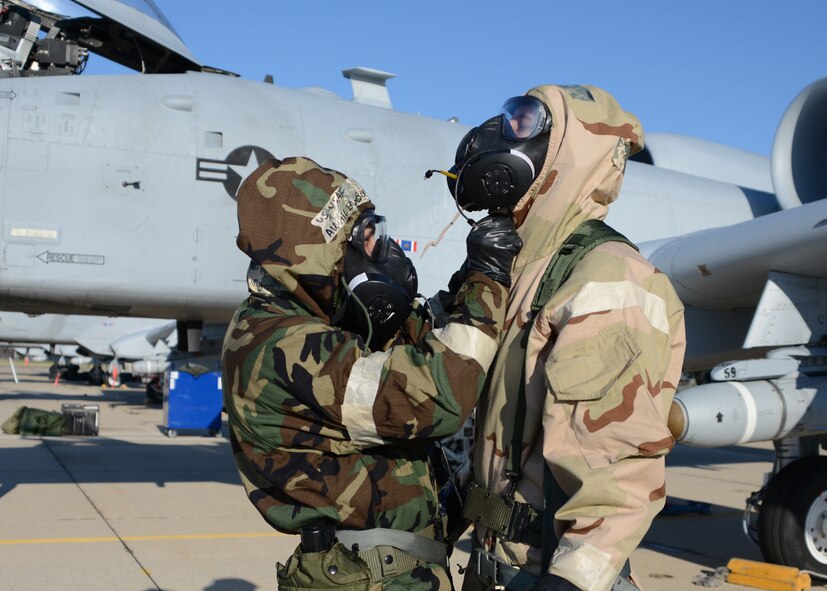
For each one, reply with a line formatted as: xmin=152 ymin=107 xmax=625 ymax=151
xmin=500 ymin=95 xmax=551 ymax=140
xmin=337 ymin=210 xmax=418 ymax=349
xmin=448 ymin=95 xmax=551 ymax=211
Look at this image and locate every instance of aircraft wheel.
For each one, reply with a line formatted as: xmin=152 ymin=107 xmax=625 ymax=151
xmin=145 ymin=381 xmax=163 ymax=404
xmin=89 ymin=368 xmax=104 ymax=386
xmin=107 ymin=374 xmax=121 ymax=388
xmin=48 ymin=364 xmax=59 ymax=381
xmin=758 ymin=456 xmax=827 ymax=574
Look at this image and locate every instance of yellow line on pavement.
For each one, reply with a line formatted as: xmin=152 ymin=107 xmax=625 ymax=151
xmin=0 ymin=532 xmax=287 ymax=545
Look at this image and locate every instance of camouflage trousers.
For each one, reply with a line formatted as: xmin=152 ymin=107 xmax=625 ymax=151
xmin=277 ymin=542 xmax=454 ymax=591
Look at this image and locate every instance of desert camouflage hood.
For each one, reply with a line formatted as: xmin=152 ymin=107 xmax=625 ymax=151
xmin=482 ymin=84 xmax=645 ymax=479
xmin=235 ymin=156 xmax=372 ymax=321
xmin=511 ymin=84 xmax=643 ymax=281
xmin=471 ymin=87 xmax=688 ymax=588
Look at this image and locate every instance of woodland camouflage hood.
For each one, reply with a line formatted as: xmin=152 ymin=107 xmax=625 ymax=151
xmin=223 ymin=158 xmax=512 ymax=543
xmin=235 ymin=156 xmax=373 ymax=322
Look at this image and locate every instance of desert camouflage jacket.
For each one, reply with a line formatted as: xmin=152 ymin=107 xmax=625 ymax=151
xmin=222 ymin=157 xmax=507 ymax=535
xmin=471 ymin=86 xmax=687 ymax=591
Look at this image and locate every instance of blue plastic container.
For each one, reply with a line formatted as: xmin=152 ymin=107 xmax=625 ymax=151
xmin=162 ymin=369 xmax=223 ymax=437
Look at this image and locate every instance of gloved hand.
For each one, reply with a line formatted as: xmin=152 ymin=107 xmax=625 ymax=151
xmin=446 ymin=260 xmax=469 ymax=295
xmin=465 ymin=213 xmax=523 ymax=287
xmin=534 ymin=574 xmax=582 ymax=590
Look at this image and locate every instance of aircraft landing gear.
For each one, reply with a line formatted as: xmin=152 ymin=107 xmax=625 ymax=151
xmin=88 ymin=360 xmax=105 ymax=386
xmin=757 ymin=456 xmax=827 ymax=575
xmin=145 ymin=377 xmax=163 ymax=404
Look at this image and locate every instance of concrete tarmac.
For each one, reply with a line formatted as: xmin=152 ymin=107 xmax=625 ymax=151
xmin=0 ymin=362 xmax=824 ymax=591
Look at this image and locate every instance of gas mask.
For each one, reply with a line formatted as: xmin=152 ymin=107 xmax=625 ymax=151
xmin=447 ymin=95 xmax=551 ymax=212
xmin=335 ymin=209 xmax=418 ymax=350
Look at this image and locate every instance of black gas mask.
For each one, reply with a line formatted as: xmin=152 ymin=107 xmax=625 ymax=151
xmin=335 ymin=209 xmax=418 ymax=350
xmin=447 ymin=95 xmax=551 ymax=212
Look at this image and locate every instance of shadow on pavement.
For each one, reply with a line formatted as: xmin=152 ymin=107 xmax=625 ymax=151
xmin=645 ymin=497 xmax=763 ymax=573
xmin=666 ymin=441 xmax=774 ymax=468
xmin=0 ymin=434 xmax=240 ymax=499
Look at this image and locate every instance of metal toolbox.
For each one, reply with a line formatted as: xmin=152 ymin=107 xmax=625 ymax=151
xmin=61 ymin=404 xmax=100 ymax=436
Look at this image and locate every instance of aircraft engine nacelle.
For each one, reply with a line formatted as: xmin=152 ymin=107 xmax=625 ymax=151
xmin=772 ymin=77 xmax=827 ymax=209
xmin=668 ymin=375 xmax=827 ymax=447
xmin=631 ymin=133 xmax=773 ymax=193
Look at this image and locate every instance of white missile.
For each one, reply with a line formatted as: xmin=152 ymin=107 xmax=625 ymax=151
xmin=69 ymin=355 xmax=94 ymax=366
xmin=131 ymin=358 xmax=171 ymax=377
xmin=668 ymin=375 xmax=827 ymax=447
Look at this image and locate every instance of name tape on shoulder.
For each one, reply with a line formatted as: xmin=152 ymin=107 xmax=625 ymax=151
xmin=312 ymin=181 xmax=369 ymax=242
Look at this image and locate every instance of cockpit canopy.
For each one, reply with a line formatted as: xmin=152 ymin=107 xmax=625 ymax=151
xmin=0 ymin=0 xmax=219 ymax=76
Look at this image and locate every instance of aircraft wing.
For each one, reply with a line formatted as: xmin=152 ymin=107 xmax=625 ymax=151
xmin=109 ymin=320 xmax=175 ymax=359
xmin=0 ymin=312 xmax=69 ymax=343
xmin=74 ymin=317 xmax=178 ymax=358
xmin=59 ymin=0 xmax=202 ymax=73
xmin=642 ymin=198 xmax=827 ymax=310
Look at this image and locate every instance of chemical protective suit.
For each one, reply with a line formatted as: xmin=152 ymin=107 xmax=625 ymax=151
xmin=459 ymin=86 xmax=686 ymax=591
xmin=222 ymin=157 xmax=520 ymax=590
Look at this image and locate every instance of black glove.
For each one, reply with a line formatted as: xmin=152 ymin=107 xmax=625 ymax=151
xmin=446 ymin=259 xmax=469 ymax=295
xmin=465 ymin=213 xmax=523 ymax=287
xmin=534 ymin=574 xmax=582 ymax=591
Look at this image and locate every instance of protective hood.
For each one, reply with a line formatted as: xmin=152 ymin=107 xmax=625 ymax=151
xmin=512 ymin=85 xmax=643 ymax=265
xmin=505 ymin=84 xmax=643 ymax=322
xmin=235 ymin=157 xmax=373 ymax=322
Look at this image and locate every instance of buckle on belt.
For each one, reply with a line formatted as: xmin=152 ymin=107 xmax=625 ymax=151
xmin=507 ymin=501 xmax=534 ymax=541
xmin=472 ymin=547 xmax=539 ymax=591
xmin=464 ymin=483 xmax=542 ymax=546
xmin=475 ymin=548 xmax=501 ymax=584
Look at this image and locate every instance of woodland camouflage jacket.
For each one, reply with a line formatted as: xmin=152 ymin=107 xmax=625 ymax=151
xmin=222 ymin=157 xmax=507 ymax=535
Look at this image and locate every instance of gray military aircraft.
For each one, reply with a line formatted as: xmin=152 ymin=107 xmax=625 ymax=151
xmin=0 ymin=310 xmax=174 ymax=389
xmin=0 ymin=0 xmax=825 ymax=574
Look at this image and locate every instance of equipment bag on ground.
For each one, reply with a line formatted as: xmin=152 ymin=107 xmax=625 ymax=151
xmin=2 ymin=406 xmax=66 ymax=436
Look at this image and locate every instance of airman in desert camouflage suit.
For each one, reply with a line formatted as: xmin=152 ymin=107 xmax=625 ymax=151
xmin=455 ymin=86 xmax=686 ymax=591
xmin=222 ymin=156 xmax=522 ymax=590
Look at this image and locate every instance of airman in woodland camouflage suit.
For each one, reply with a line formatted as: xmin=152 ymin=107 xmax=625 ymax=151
xmin=455 ymin=86 xmax=687 ymax=591
xmin=222 ymin=156 xmax=521 ymax=590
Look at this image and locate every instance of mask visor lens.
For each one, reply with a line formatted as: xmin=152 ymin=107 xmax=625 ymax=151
xmin=500 ymin=95 xmax=549 ymax=140
xmin=352 ymin=213 xmax=389 ymax=261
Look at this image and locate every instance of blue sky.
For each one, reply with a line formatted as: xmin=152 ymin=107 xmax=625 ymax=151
xmin=81 ymin=0 xmax=826 ymax=157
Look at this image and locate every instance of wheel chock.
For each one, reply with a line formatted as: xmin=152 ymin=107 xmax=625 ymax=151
xmin=725 ymin=558 xmax=811 ymax=591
